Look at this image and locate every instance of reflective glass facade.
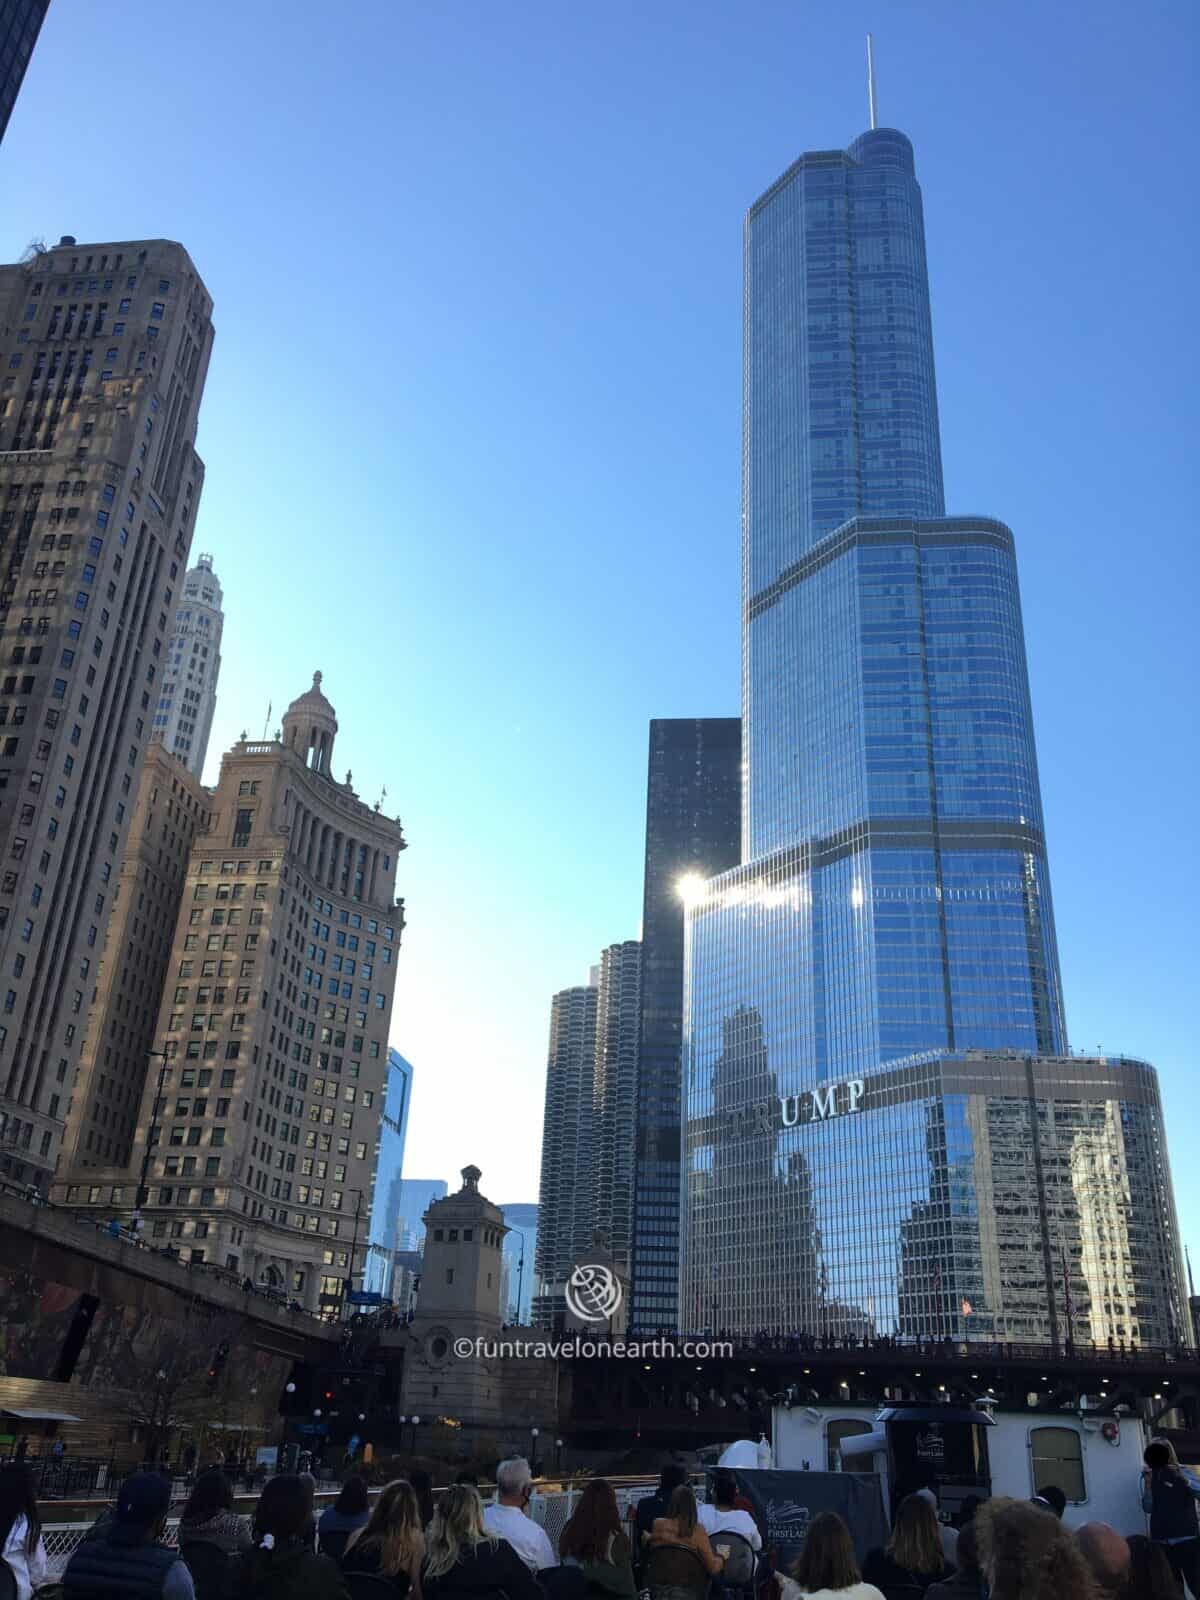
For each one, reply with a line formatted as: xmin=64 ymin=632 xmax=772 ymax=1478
xmin=630 ymin=718 xmax=741 ymax=1332
xmin=681 ymin=125 xmax=1188 ymax=1344
xmin=0 ymin=0 xmax=50 ymax=143
xmin=362 ymin=1048 xmax=413 ymax=1297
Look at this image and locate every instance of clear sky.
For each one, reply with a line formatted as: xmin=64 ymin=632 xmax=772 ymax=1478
xmin=3 ymin=0 xmax=1197 ymax=1247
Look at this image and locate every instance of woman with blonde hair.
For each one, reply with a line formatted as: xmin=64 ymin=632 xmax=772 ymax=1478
xmin=422 ymin=1484 xmax=542 ymax=1600
xmin=974 ymin=1497 xmax=1096 ymax=1600
xmin=862 ymin=1494 xmax=951 ymax=1594
xmin=343 ymin=1478 xmax=425 ymax=1596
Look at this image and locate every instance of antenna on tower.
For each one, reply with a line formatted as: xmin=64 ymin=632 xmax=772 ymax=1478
xmin=866 ymin=34 xmax=878 ymax=130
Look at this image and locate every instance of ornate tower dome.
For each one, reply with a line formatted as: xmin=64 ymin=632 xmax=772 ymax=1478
xmin=282 ymin=671 xmax=338 ymax=776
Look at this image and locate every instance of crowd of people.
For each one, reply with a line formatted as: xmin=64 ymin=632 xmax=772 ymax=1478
xmin=1 ymin=1435 xmax=1197 ymax=1600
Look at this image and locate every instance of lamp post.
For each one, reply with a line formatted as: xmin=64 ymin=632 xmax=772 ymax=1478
xmin=409 ymin=1414 xmax=420 ymax=1453
xmin=134 ymin=1049 xmax=172 ymax=1226
xmin=555 ymin=1437 xmax=564 ymax=1475
xmin=343 ymin=1189 xmax=365 ymax=1321
xmin=530 ymin=1426 xmax=539 ymax=1478
xmin=279 ymin=1381 xmax=296 ymax=1465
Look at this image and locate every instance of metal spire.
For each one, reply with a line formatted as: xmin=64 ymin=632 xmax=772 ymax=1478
xmin=866 ymin=34 xmax=877 ymax=130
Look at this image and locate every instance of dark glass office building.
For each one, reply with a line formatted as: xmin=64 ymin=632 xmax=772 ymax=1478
xmin=0 ymin=0 xmax=49 ymax=142
xmin=631 ymin=718 xmax=741 ymax=1332
xmin=680 ymin=127 xmax=1189 ymax=1345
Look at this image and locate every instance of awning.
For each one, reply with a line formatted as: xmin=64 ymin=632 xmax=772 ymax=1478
xmin=0 ymin=1408 xmax=83 ymax=1422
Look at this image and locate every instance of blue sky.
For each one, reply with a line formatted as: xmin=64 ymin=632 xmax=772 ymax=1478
xmin=3 ymin=0 xmax=1197 ymax=1241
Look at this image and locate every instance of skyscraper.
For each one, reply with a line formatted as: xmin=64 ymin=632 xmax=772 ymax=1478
xmin=629 ymin=718 xmax=741 ymax=1332
xmin=59 ymin=673 xmax=407 ymax=1311
xmin=0 ymin=0 xmax=50 ymax=143
xmin=681 ymin=121 xmax=1189 ymax=1344
xmin=534 ymin=980 xmax=598 ymax=1326
xmin=499 ymin=1202 xmax=538 ymax=1324
xmin=362 ymin=1048 xmax=414 ymax=1298
xmin=155 ymin=551 xmax=223 ymax=776
xmin=0 ymin=235 xmax=213 ymax=1190
xmin=59 ymin=744 xmax=211 ymax=1173
xmin=593 ymin=938 xmax=642 ymax=1274
xmin=397 ymin=1177 xmax=448 ymax=1252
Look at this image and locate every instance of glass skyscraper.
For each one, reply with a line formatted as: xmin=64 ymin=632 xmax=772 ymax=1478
xmin=630 ymin=718 xmax=741 ymax=1332
xmin=680 ymin=126 xmax=1188 ymax=1345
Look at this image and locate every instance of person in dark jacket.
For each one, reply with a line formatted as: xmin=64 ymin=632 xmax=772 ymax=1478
xmin=422 ymin=1484 xmax=542 ymax=1600
xmin=179 ymin=1468 xmax=253 ymax=1555
xmin=1142 ymin=1436 xmax=1200 ymax=1595
xmin=317 ymin=1476 xmax=370 ymax=1562
xmin=230 ymin=1475 xmax=349 ymax=1600
xmin=926 ymin=1521 xmax=985 ymax=1600
xmin=63 ymin=1470 xmax=196 ymax=1600
xmin=343 ymin=1478 xmax=425 ymax=1595
xmin=633 ymin=1465 xmax=687 ymax=1546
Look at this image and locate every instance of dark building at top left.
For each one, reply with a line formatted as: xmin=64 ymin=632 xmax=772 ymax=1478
xmin=0 ymin=234 xmax=214 ymax=1189
xmin=0 ymin=0 xmax=50 ymax=142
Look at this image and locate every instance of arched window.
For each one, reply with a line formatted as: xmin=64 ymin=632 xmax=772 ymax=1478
xmin=1030 ymin=1425 xmax=1085 ymax=1502
xmin=826 ymin=1417 xmax=873 ymax=1472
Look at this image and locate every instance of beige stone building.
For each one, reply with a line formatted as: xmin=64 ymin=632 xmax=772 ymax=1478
xmin=0 ymin=235 xmax=213 ymax=1188
xmin=61 ymin=741 xmax=211 ymax=1172
xmin=60 ymin=674 xmax=406 ymax=1312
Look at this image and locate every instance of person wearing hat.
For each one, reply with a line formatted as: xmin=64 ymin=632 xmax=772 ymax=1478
xmin=62 ymin=1470 xmax=196 ymax=1598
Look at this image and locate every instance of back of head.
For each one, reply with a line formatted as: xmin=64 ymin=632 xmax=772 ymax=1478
xmin=408 ymin=1468 xmax=435 ymax=1525
xmin=957 ymin=1494 xmax=983 ymax=1530
xmin=113 ymin=1471 xmax=171 ymax=1547
xmin=1033 ymin=1484 xmax=1067 ymax=1519
xmin=336 ymin=1474 xmax=370 ymax=1516
xmin=976 ymin=1498 xmax=1096 ymax=1600
xmin=253 ymin=1474 xmax=312 ymax=1546
xmin=888 ymin=1492 xmax=943 ymax=1576
xmin=454 ymin=1471 xmax=479 ymax=1488
xmin=667 ymin=1484 xmax=697 ymax=1537
xmin=711 ymin=1470 xmax=738 ymax=1509
xmin=1144 ymin=1439 xmax=1176 ymax=1472
xmin=954 ymin=1519 xmax=980 ymax=1575
xmin=791 ymin=1511 xmax=859 ymax=1593
xmin=426 ymin=1483 xmax=488 ymax=1579
xmin=355 ymin=1479 xmax=421 ymax=1577
xmin=183 ymin=1467 xmax=233 ymax=1524
xmin=0 ymin=1463 xmax=38 ymax=1552
xmin=496 ymin=1457 xmax=533 ymax=1502
xmin=1127 ymin=1533 xmax=1182 ymax=1600
xmin=561 ymin=1479 xmax=621 ymax=1563
xmin=1075 ymin=1523 xmax=1131 ymax=1596
xmin=659 ymin=1463 xmax=687 ymax=1499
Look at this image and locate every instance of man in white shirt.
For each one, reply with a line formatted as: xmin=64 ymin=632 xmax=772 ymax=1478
xmin=483 ymin=1457 xmax=559 ymax=1572
xmin=698 ymin=1470 xmax=763 ymax=1550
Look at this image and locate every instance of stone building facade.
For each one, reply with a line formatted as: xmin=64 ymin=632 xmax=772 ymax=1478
xmin=60 ymin=673 xmax=406 ymax=1312
xmin=0 ymin=235 xmax=213 ymax=1189
xmin=59 ymin=742 xmax=211 ymax=1173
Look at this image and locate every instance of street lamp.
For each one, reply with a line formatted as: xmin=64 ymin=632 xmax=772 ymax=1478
xmin=555 ymin=1437 xmax=564 ymax=1474
xmin=530 ymin=1426 xmax=539 ymax=1477
xmin=410 ymin=1415 xmax=420 ymax=1452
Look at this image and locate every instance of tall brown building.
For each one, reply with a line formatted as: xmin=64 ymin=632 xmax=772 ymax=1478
xmin=0 ymin=236 xmax=213 ymax=1188
xmin=61 ymin=742 xmax=211 ymax=1171
xmin=60 ymin=674 xmax=407 ymax=1312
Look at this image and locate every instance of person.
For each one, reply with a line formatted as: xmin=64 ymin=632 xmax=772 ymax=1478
xmin=482 ymin=1458 xmax=557 ymax=1572
xmin=1142 ymin=1436 xmax=1200 ymax=1595
xmin=343 ymin=1479 xmax=425 ymax=1596
xmin=925 ymin=1521 xmax=985 ymax=1600
xmin=1074 ymin=1523 xmax=1132 ymax=1598
xmin=862 ymin=1494 xmax=952 ymax=1594
xmin=229 ymin=1475 xmax=348 ymax=1599
xmin=635 ymin=1465 xmax=687 ymax=1546
xmin=62 ymin=1470 xmax=196 ymax=1599
xmin=697 ymin=1471 xmax=762 ymax=1551
xmin=776 ymin=1511 xmax=884 ymax=1600
xmin=1127 ymin=1532 xmax=1185 ymax=1600
xmin=453 ymin=1473 xmax=479 ymax=1489
xmin=0 ymin=1462 xmax=49 ymax=1600
xmin=317 ymin=1476 xmax=371 ymax=1562
xmin=559 ymin=1479 xmax=636 ymax=1598
xmin=297 ymin=1473 xmax=319 ymax=1552
xmin=422 ymin=1484 xmax=543 ymax=1600
xmin=974 ymin=1499 xmax=1094 ymax=1600
xmin=1030 ymin=1485 xmax=1067 ymax=1519
xmin=915 ymin=1489 xmax=958 ymax=1567
xmin=647 ymin=1485 xmax=726 ymax=1578
xmin=179 ymin=1468 xmax=253 ymax=1554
